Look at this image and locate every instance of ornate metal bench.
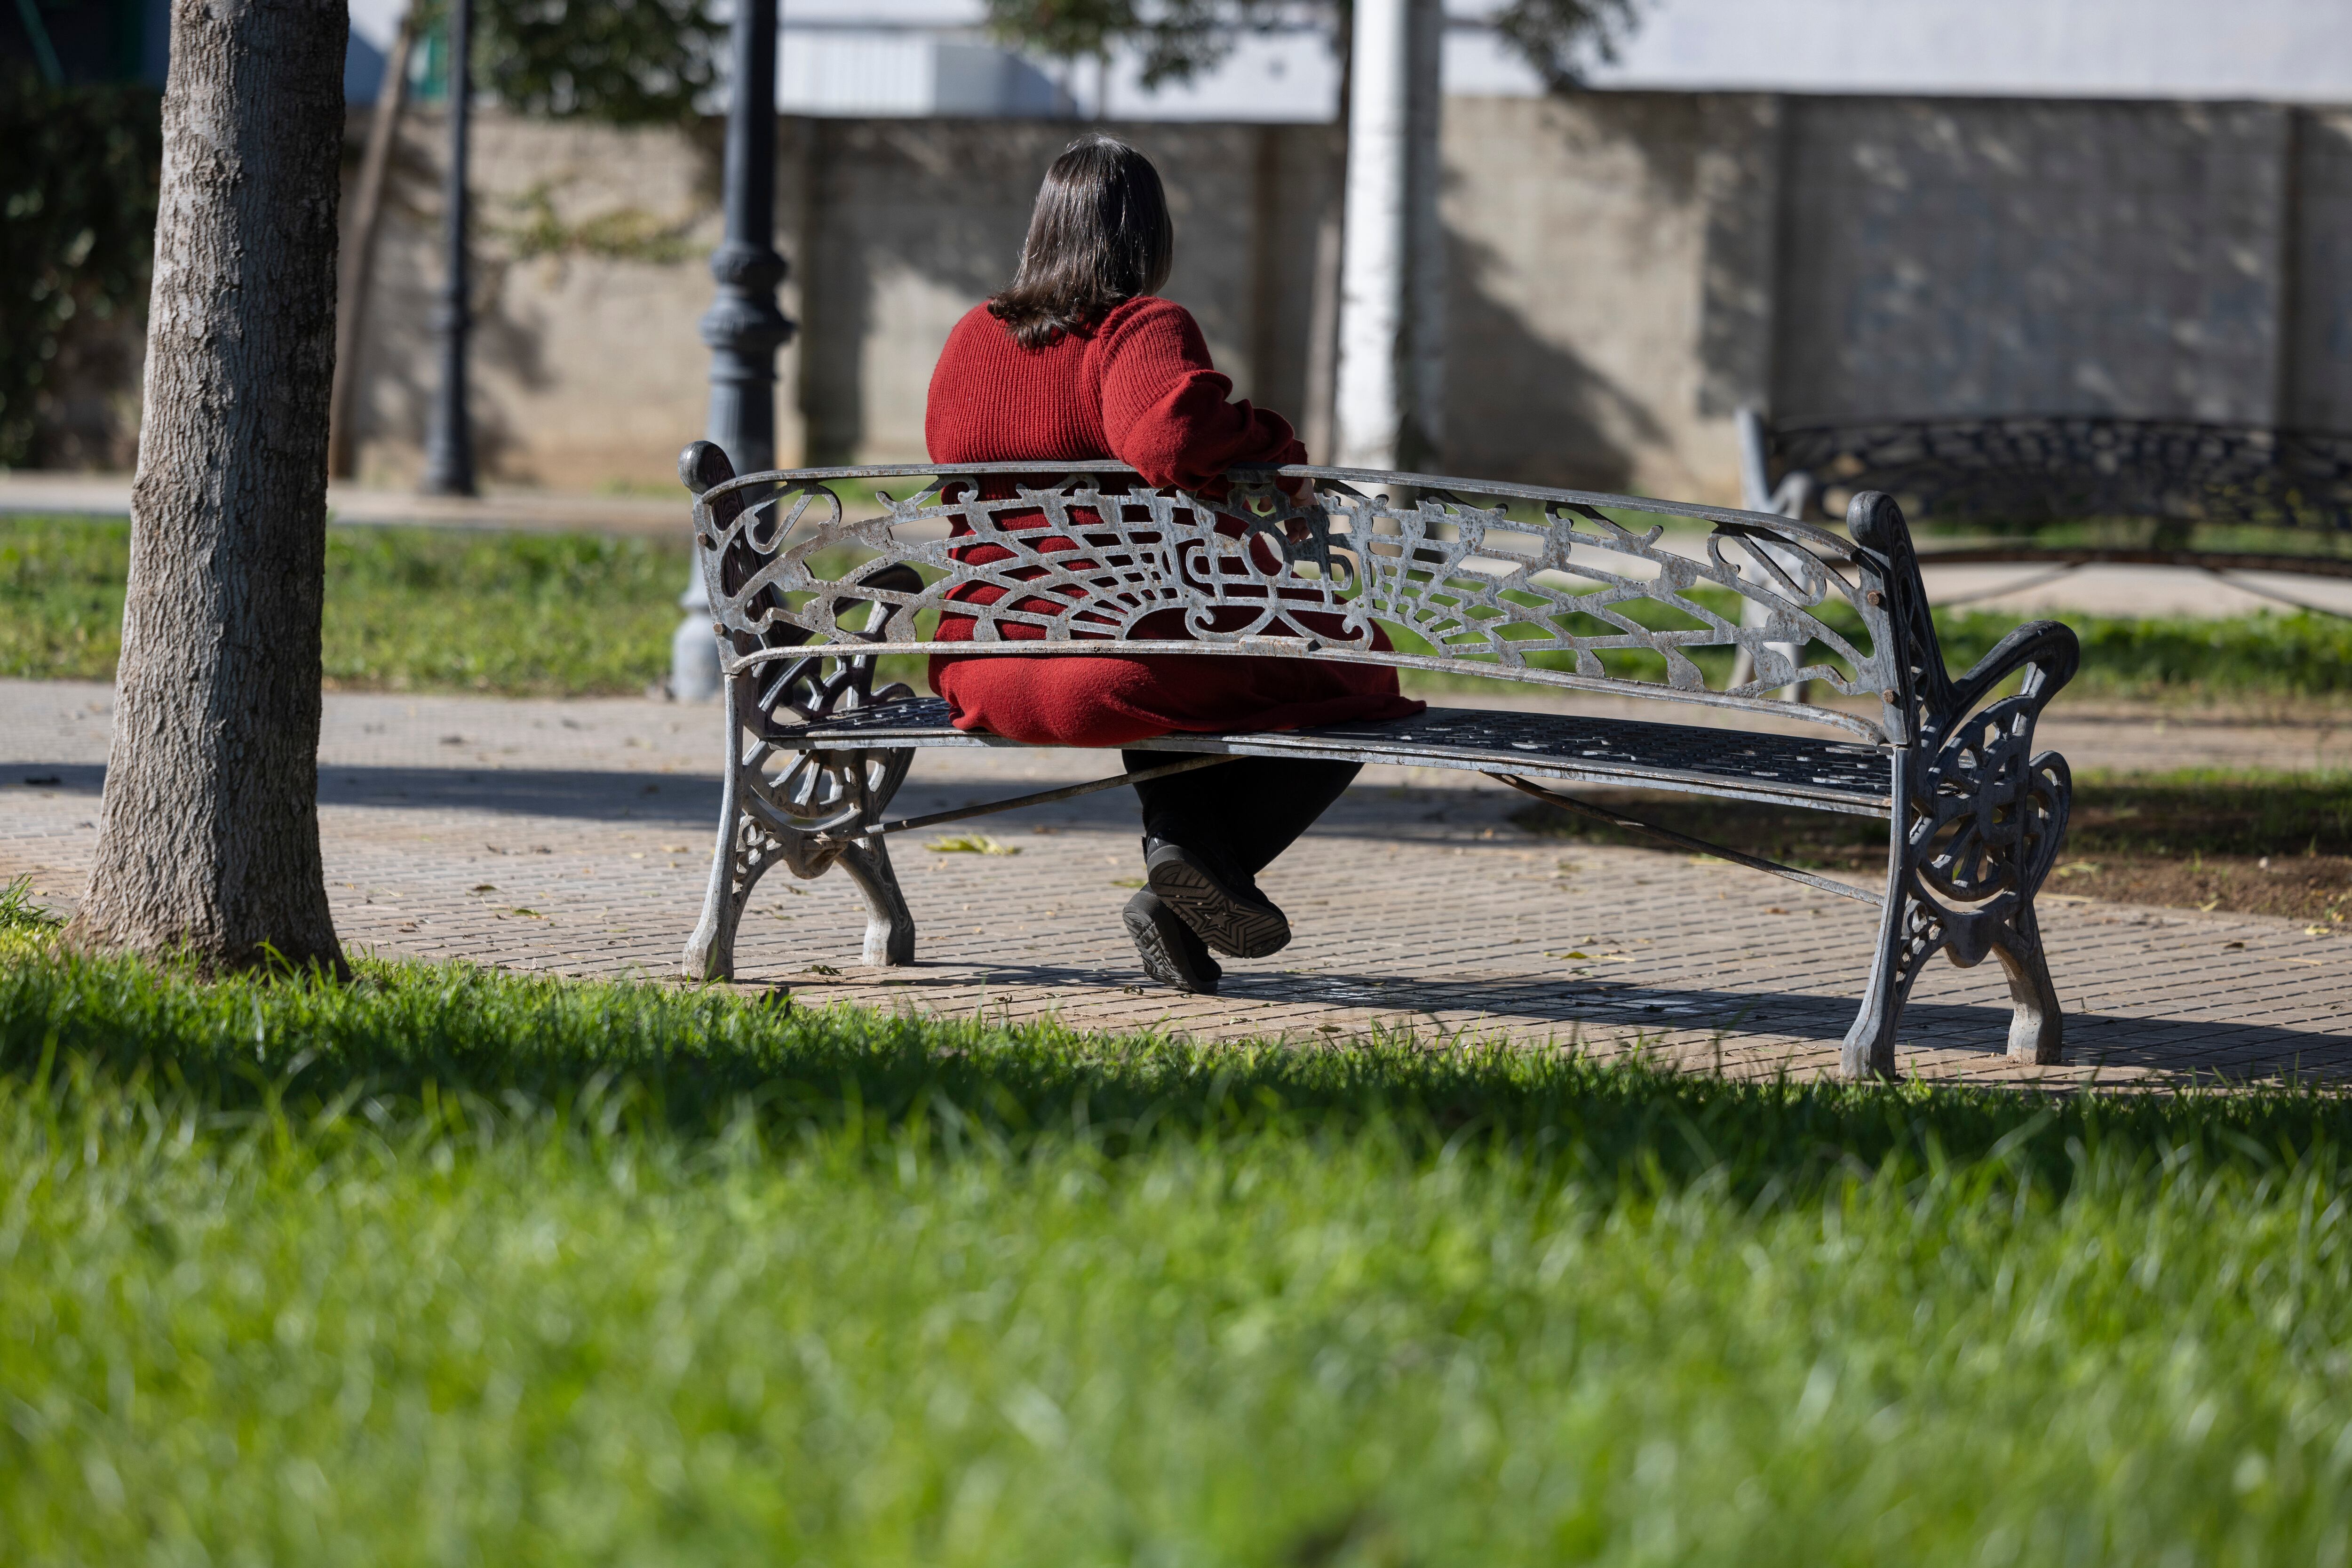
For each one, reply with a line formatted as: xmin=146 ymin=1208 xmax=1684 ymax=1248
xmin=1744 ymin=412 xmax=2352 ymax=608
xmin=676 ymin=440 xmax=2080 ymax=1080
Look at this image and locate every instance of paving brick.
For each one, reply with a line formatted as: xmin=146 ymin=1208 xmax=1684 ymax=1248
xmin=5 ymin=678 xmax=2346 ymax=1085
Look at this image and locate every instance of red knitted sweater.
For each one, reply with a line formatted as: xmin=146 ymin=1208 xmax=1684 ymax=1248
xmin=923 ymin=297 xmax=1422 ymax=747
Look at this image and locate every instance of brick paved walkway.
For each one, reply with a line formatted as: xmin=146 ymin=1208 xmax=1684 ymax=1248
xmin=5 ymin=678 xmax=2347 ymax=1085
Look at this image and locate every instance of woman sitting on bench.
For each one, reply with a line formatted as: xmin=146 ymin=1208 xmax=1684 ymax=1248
xmin=923 ymin=132 xmax=1423 ymax=995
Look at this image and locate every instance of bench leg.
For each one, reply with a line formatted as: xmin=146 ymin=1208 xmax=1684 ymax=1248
xmin=838 ymin=838 xmax=916 ymax=967
xmin=1843 ymin=749 xmax=2072 ymax=1077
xmin=683 ymin=687 xmax=920 ymax=981
xmin=1988 ymin=903 xmax=2065 ymax=1065
xmin=683 ymin=800 xmax=787 ymax=984
xmin=1927 ymin=749 xmax=2071 ymax=1069
xmin=1842 ymin=867 xmax=1936 ymax=1082
xmin=1840 ymin=848 xmax=2067 ymax=1077
xmin=683 ymin=815 xmax=916 ymax=981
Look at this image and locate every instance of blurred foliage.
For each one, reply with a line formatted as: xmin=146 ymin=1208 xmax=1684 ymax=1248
xmin=0 ymin=0 xmax=716 ymax=465
xmin=0 ymin=74 xmax=162 ymax=468
xmin=985 ymin=0 xmax=1641 ymax=92
xmin=1938 ymin=605 xmax=2352 ymax=699
xmin=313 ymin=524 xmax=689 ymax=693
xmin=1486 ymin=0 xmax=1645 ymax=90
xmin=411 ymin=0 xmax=724 ymax=125
xmin=498 ymin=180 xmax=703 ymax=265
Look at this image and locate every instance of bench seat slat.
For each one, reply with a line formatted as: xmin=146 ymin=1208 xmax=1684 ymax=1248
xmin=776 ymin=698 xmax=1895 ymax=817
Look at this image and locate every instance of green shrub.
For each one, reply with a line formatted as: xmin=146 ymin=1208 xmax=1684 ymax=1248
xmin=0 ymin=77 xmax=161 ymax=467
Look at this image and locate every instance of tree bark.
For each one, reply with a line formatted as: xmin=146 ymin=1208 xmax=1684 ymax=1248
xmin=68 ymin=0 xmax=350 ymax=975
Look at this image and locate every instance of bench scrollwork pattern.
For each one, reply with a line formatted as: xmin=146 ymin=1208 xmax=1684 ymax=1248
xmin=676 ymin=444 xmax=2081 ymax=1080
xmin=1841 ymin=492 xmax=2080 ymax=1070
xmin=690 ymin=460 xmax=1907 ymax=740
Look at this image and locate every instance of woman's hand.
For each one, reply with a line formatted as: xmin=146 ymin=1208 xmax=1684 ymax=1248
xmin=1279 ymin=477 xmax=1320 ymax=546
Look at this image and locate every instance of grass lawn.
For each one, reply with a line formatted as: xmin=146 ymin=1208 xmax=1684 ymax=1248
xmin=3 ymin=919 xmax=2352 ymax=1563
xmin=1510 ymin=768 xmax=2352 ymax=927
xmin=8 ymin=511 xmax=2352 ymax=704
xmin=0 ymin=514 xmax=687 ymax=695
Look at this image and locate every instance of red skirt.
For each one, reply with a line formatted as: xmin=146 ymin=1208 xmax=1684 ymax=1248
xmin=929 ymin=648 xmax=1423 ymax=748
xmin=923 ymin=505 xmax=1425 ymax=747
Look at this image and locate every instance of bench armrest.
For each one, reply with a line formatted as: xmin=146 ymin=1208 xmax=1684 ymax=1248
xmin=1846 ymin=490 xmax=2079 ymax=747
xmin=1942 ymin=619 xmax=2080 ymax=729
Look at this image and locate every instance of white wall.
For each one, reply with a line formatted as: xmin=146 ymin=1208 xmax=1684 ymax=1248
xmin=1449 ymin=0 xmax=2352 ymax=102
xmin=354 ymin=0 xmax=2352 ymax=119
xmin=777 ymin=34 xmax=1073 ymax=116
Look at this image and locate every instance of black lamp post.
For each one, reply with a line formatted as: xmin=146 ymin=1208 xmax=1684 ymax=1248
xmin=421 ymin=0 xmax=476 ymax=496
xmin=698 ymin=0 xmax=793 ymax=473
xmin=676 ymin=0 xmax=793 ymax=698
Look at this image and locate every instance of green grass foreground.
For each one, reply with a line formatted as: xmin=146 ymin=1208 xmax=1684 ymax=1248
xmin=8 ymin=511 xmax=2352 ymax=701
xmin=3 ymin=942 xmax=2352 ymax=1563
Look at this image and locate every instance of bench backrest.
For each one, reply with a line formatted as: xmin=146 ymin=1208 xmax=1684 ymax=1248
xmin=1757 ymin=414 xmax=2352 ymax=534
xmin=680 ymin=443 xmax=1944 ymax=748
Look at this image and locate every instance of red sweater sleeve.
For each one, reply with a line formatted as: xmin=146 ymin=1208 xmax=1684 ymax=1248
xmin=1091 ymin=298 xmax=1306 ymax=490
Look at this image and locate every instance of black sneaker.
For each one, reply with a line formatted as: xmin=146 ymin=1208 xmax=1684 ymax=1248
xmin=1142 ymin=838 xmax=1291 ymax=959
xmin=1122 ymin=889 xmax=1222 ymax=993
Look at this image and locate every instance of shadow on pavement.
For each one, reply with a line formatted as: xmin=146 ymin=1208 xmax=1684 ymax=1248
xmin=801 ymin=960 xmax=2352 ymax=1082
xmin=6 ymin=761 xmax=1527 ymax=840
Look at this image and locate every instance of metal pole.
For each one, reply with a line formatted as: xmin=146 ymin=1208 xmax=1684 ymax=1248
xmin=421 ymin=0 xmax=476 ymax=496
xmin=678 ymin=0 xmax=793 ymax=700
xmin=699 ymin=0 xmax=790 ymax=476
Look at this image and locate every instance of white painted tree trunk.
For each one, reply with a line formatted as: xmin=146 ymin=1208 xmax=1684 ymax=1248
xmin=69 ymin=0 xmax=350 ymax=973
xmin=1334 ymin=0 xmax=1444 ymax=472
xmin=1405 ymin=0 xmax=1446 ymax=468
xmin=1733 ymin=405 xmax=1813 ymax=700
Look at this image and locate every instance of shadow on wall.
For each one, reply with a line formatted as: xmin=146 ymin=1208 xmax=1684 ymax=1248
xmin=1771 ymin=97 xmax=2299 ymax=426
xmin=1442 ymin=224 xmax=1663 ymax=493
xmin=354 ymin=286 xmax=532 ymax=486
xmin=798 ymin=119 xmax=1299 ymax=467
xmin=349 ymin=119 xmax=536 ymax=484
xmin=800 ymin=120 xmax=1059 ymax=465
xmin=2291 ymin=110 xmax=2352 ymax=431
xmin=349 ymin=115 xmax=729 ymax=485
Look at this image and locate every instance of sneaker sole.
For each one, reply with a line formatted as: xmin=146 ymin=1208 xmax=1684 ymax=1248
xmin=1121 ymin=901 xmax=1219 ymax=993
xmin=1147 ymin=853 xmax=1291 ymax=960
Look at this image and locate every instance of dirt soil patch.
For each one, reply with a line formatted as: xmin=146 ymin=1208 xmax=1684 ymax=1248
xmin=1510 ymin=770 xmax=2352 ymax=929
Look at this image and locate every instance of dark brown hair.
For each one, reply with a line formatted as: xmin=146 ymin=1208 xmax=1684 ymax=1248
xmin=987 ymin=134 xmax=1175 ymax=350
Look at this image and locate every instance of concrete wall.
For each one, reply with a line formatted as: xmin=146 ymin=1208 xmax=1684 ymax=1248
xmin=331 ymin=92 xmax=2352 ymax=505
xmin=342 ymin=110 xmax=1343 ymax=489
xmin=2294 ymin=110 xmax=2352 ymax=433
xmin=1772 ymin=98 xmax=2298 ymax=425
xmin=345 ymin=110 xmax=728 ymax=488
xmin=787 ymin=119 xmax=1326 ymax=466
xmin=1439 ymin=93 xmax=1777 ymax=496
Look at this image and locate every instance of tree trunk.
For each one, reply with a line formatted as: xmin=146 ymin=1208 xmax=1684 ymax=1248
xmin=329 ymin=6 xmax=416 ymax=479
xmin=68 ymin=0 xmax=350 ymax=975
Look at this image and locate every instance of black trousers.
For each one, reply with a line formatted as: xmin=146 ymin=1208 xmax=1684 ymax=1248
xmin=1123 ymin=751 xmax=1360 ymax=878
